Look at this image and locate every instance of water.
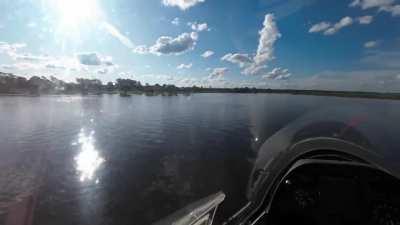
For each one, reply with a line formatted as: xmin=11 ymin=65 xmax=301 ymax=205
xmin=1 ymin=93 xmax=399 ymax=225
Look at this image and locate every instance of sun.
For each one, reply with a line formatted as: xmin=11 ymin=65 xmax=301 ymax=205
xmin=47 ymin=0 xmax=101 ymax=28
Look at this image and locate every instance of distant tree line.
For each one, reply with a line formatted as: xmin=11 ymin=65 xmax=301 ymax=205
xmin=0 ymin=72 xmax=182 ymax=95
xmin=0 ymin=72 xmax=262 ymax=96
xmin=2 ymin=72 xmax=400 ymax=99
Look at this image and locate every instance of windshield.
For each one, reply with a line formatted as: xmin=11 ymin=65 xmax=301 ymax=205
xmin=0 ymin=0 xmax=400 ymax=225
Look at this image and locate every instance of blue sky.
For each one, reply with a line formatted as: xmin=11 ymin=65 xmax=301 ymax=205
xmin=0 ymin=0 xmax=400 ymax=91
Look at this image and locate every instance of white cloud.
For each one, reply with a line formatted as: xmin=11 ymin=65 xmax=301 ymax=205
xmin=162 ymin=0 xmax=205 ymax=10
xmin=357 ymin=15 xmax=374 ymax=24
xmin=262 ymin=67 xmax=291 ymax=80
xmin=380 ymin=4 xmax=400 ymax=16
xmin=97 ymin=68 xmax=108 ymax=74
xmin=350 ymin=0 xmax=394 ymax=9
xmin=76 ymin=53 xmax=114 ymax=66
xmin=2 ymin=49 xmax=84 ymax=72
xmin=217 ymin=14 xmax=281 ymax=76
xmin=0 ymin=64 xmax=17 ymax=70
xmin=2 ymin=62 xmax=42 ymax=71
xmin=324 ymin=16 xmax=353 ymax=35
xmin=102 ymin=22 xmax=134 ymax=49
xmin=221 ymin=53 xmax=253 ymax=67
xmin=242 ymin=64 xmax=268 ymax=75
xmin=254 ymin=14 xmax=281 ymax=65
xmin=287 ymin=70 xmax=400 ymax=92
xmin=133 ymin=45 xmax=149 ymax=54
xmin=171 ymin=17 xmax=180 ymax=26
xmin=178 ymin=78 xmax=198 ymax=86
xmin=201 ymin=50 xmax=214 ymax=58
xmin=189 ymin=22 xmax=209 ymax=32
xmin=12 ymin=53 xmax=49 ymax=62
xmin=177 ymin=63 xmax=192 ymax=69
xmin=0 ymin=42 xmax=26 ymax=55
xmin=360 ymin=50 xmax=400 ymax=69
xmin=309 ymin=22 xmax=331 ymax=33
xmin=135 ymin=32 xmax=199 ymax=55
xmin=364 ymin=40 xmax=378 ymax=48
xmin=150 ymin=32 xmax=198 ymax=55
xmin=310 ymin=15 xmax=374 ymax=36
xmin=350 ymin=0 xmax=400 ymax=17
xmin=0 ymin=43 xmax=116 ymax=75
xmin=45 ymin=63 xmax=67 ymax=70
xmin=209 ymin=67 xmax=228 ymax=79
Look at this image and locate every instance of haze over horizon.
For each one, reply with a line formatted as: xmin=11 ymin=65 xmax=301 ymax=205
xmin=0 ymin=0 xmax=400 ymax=91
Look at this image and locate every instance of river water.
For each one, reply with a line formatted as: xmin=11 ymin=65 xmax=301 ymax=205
xmin=1 ymin=93 xmax=399 ymax=225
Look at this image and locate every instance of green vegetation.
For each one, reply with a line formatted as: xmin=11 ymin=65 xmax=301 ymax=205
xmin=1 ymin=72 xmax=400 ymax=100
xmin=0 ymin=72 xmax=181 ymax=96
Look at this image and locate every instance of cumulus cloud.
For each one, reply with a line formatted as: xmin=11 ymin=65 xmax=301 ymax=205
xmin=357 ymin=15 xmax=374 ymax=24
xmin=171 ymin=17 xmax=180 ymax=26
xmin=324 ymin=16 xmax=353 ymax=35
xmin=177 ymin=63 xmax=192 ymax=69
xmin=189 ymin=22 xmax=209 ymax=32
xmin=309 ymin=22 xmax=331 ymax=33
xmin=150 ymin=32 xmax=198 ymax=55
xmin=134 ymin=32 xmax=198 ymax=55
xmin=102 ymin=22 xmax=134 ymax=49
xmin=350 ymin=0 xmax=400 ymax=17
xmin=201 ymin=50 xmax=214 ymax=58
xmin=254 ymin=14 xmax=281 ymax=66
xmin=242 ymin=64 xmax=268 ymax=75
xmin=133 ymin=45 xmax=149 ymax=54
xmin=162 ymin=0 xmax=205 ymax=10
xmin=221 ymin=53 xmax=253 ymax=67
xmin=309 ymin=16 xmax=372 ymax=35
xmin=209 ymin=67 xmax=228 ymax=79
xmin=3 ymin=45 xmax=67 ymax=73
xmin=218 ymin=14 xmax=281 ymax=76
xmin=262 ymin=67 xmax=291 ymax=80
xmin=380 ymin=4 xmax=400 ymax=16
xmin=364 ymin=40 xmax=378 ymax=48
xmin=76 ymin=53 xmax=114 ymax=66
xmin=350 ymin=0 xmax=394 ymax=9
xmin=0 ymin=48 xmax=103 ymax=74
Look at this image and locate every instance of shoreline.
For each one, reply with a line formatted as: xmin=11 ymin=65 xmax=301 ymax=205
xmin=1 ymin=89 xmax=400 ymax=100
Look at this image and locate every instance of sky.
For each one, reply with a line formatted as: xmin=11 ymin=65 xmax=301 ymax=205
xmin=0 ymin=0 xmax=400 ymax=91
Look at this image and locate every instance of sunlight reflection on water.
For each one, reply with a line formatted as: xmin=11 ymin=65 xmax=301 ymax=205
xmin=74 ymin=128 xmax=105 ymax=182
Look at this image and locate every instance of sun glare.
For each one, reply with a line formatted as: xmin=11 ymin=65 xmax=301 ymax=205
xmin=49 ymin=0 xmax=100 ymax=28
xmin=74 ymin=129 xmax=105 ymax=182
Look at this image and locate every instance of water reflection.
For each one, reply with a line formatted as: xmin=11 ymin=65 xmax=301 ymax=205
xmin=74 ymin=129 xmax=105 ymax=182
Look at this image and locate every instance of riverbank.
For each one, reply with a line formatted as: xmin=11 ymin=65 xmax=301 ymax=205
xmin=1 ymin=89 xmax=400 ymax=100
